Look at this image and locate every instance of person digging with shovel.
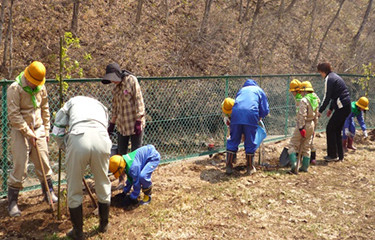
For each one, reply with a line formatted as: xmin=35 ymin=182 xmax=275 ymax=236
xmin=288 ymin=81 xmax=320 ymax=174
xmin=6 ymin=61 xmax=58 ymax=217
xmin=52 ymin=96 xmax=112 ymax=240
xmin=342 ymin=96 xmax=369 ymax=152
xmin=109 ymin=145 xmax=160 ymax=207
xmin=225 ymin=79 xmax=269 ymax=175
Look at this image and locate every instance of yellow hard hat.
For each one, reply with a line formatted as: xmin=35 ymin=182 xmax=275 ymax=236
xmin=24 ymin=61 xmax=46 ymax=86
xmin=300 ymin=81 xmax=314 ymax=92
xmin=222 ymin=98 xmax=235 ymax=115
xmin=356 ymin=97 xmax=369 ymax=110
xmin=109 ymin=155 xmax=126 ymax=179
xmin=289 ymin=79 xmax=301 ymax=92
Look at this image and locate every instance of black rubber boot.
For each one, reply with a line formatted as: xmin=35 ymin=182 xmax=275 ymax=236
xmin=8 ymin=187 xmax=21 ymax=217
xmin=67 ymin=205 xmax=84 ymax=240
xmin=226 ymin=151 xmax=236 ymax=174
xmin=98 ymin=202 xmax=110 ymax=233
xmin=245 ymin=154 xmax=256 ymax=175
xmin=41 ymin=178 xmax=58 ymax=203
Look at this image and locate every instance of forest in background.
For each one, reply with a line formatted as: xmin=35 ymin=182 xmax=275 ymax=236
xmin=0 ymin=0 xmax=374 ymax=80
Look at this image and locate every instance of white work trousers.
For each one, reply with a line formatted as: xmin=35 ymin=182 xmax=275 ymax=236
xmin=65 ymin=127 xmax=112 ymax=208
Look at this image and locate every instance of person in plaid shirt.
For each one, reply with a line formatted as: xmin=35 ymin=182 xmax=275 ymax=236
xmin=102 ymin=63 xmax=145 ymax=155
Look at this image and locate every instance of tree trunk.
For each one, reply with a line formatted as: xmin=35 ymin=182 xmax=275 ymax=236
xmin=241 ymin=0 xmax=251 ymax=22
xmin=71 ymin=0 xmax=80 ymax=35
xmin=306 ymin=0 xmax=317 ymax=60
xmin=277 ymin=0 xmax=285 ymax=19
xmin=241 ymin=0 xmax=262 ymax=57
xmin=2 ymin=0 xmax=14 ymax=73
xmin=0 ymin=0 xmax=7 ymax=46
xmin=164 ymin=0 xmax=169 ymax=24
xmin=312 ymin=0 xmax=346 ymax=69
xmin=352 ymin=0 xmax=373 ymax=50
xmin=136 ymin=0 xmax=144 ymax=24
xmin=284 ymin=0 xmax=297 ymax=13
xmin=238 ymin=0 xmax=243 ymax=22
xmin=199 ymin=0 xmax=214 ymax=37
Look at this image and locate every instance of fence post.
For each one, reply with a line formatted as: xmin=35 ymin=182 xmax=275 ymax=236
xmin=223 ymin=77 xmax=229 ymax=148
xmin=284 ymin=76 xmax=291 ymax=137
xmin=1 ymin=81 xmax=9 ymax=192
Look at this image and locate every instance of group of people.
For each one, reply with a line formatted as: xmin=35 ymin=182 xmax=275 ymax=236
xmin=5 ymin=60 xmax=369 ymax=239
xmin=6 ymin=61 xmax=160 ymax=240
xmin=222 ymin=62 xmax=369 ymax=174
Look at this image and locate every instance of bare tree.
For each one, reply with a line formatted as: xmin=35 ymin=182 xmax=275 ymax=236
xmin=71 ymin=0 xmax=80 ymax=34
xmin=352 ymin=0 xmax=373 ymax=51
xmin=312 ymin=0 xmax=346 ymax=69
xmin=306 ymin=0 xmax=317 ymax=60
xmin=136 ymin=0 xmax=144 ymax=24
xmin=2 ymin=0 xmax=14 ymax=74
xmin=0 ymin=0 xmax=7 ymax=45
xmin=238 ymin=0 xmax=243 ymax=22
xmin=241 ymin=0 xmax=252 ymax=23
xmin=164 ymin=0 xmax=169 ymax=24
xmin=199 ymin=0 xmax=214 ymax=36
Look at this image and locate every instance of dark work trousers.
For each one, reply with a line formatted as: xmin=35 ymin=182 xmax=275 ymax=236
xmin=326 ymin=104 xmax=351 ymax=160
xmin=117 ymin=132 xmax=143 ymax=155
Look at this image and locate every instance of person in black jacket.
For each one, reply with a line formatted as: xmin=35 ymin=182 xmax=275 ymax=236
xmin=317 ymin=63 xmax=351 ymax=161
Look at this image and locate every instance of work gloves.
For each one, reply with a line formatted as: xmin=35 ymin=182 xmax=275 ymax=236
xmin=134 ymin=120 xmax=142 ymax=135
xmin=223 ymin=117 xmax=230 ymax=127
xmin=363 ymin=130 xmax=368 ymax=138
xmin=108 ymin=122 xmax=115 ymax=135
xmin=299 ymin=128 xmax=306 ymax=138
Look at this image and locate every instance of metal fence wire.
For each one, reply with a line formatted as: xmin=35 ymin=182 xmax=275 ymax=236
xmin=0 ymin=74 xmax=374 ymax=195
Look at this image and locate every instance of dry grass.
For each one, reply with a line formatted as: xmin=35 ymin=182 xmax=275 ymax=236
xmin=1 ymin=132 xmax=375 ymax=239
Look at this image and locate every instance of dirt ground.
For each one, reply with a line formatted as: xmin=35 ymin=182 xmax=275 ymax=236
xmin=0 ymin=131 xmax=375 ymax=240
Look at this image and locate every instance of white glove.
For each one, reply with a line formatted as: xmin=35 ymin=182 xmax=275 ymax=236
xmin=363 ymin=130 xmax=368 ymax=138
xmin=344 ymin=128 xmax=350 ymax=137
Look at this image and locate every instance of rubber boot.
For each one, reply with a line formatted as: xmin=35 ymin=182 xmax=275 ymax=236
xmin=225 ymin=151 xmax=236 ymax=174
xmin=41 ymin=178 xmax=58 ymax=203
xmin=140 ymin=186 xmax=152 ymax=205
xmin=310 ymin=150 xmax=316 ymax=165
xmin=8 ymin=187 xmax=21 ymax=217
xmin=98 ymin=202 xmax=110 ymax=233
xmin=245 ymin=154 xmax=256 ymax=175
xmin=299 ymin=156 xmax=310 ymax=172
xmin=347 ymin=137 xmax=356 ymax=150
xmin=289 ymin=153 xmax=297 ymax=174
xmin=342 ymin=139 xmax=348 ymax=152
xmin=67 ymin=205 xmax=84 ymax=240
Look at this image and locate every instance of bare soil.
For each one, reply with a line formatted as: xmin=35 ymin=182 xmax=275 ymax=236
xmin=0 ymin=131 xmax=375 ymax=240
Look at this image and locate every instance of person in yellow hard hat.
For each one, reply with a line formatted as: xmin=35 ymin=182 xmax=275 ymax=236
xmin=342 ymin=96 xmax=369 ymax=151
xmin=109 ymin=145 xmax=160 ymax=207
xmin=289 ymin=79 xmax=302 ymax=111
xmin=288 ymin=81 xmax=320 ymax=173
xmin=222 ymin=97 xmax=235 ymax=134
xmin=6 ymin=61 xmax=57 ymax=217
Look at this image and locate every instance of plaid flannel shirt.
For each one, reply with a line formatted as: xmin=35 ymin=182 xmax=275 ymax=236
xmin=112 ymin=75 xmax=145 ymax=136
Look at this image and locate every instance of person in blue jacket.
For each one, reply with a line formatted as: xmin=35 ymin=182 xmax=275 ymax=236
xmin=342 ymin=97 xmax=369 ymax=151
xmin=109 ymin=145 xmax=160 ymax=206
xmin=226 ymin=79 xmax=269 ymax=175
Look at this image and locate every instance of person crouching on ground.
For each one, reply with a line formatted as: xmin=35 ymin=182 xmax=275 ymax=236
xmin=225 ymin=79 xmax=269 ymax=175
xmin=342 ymin=97 xmax=369 ymax=152
xmin=52 ymin=96 xmax=112 ymax=239
xmin=109 ymin=145 xmax=160 ymax=206
xmin=288 ymin=81 xmax=320 ymax=173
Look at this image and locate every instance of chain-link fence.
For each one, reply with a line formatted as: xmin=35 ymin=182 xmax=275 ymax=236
xmin=1 ymin=74 xmax=374 ymax=196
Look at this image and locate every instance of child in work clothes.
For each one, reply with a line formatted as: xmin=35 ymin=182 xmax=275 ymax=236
xmin=109 ymin=145 xmax=160 ymax=206
xmin=288 ymin=81 xmax=320 ymax=173
xmin=342 ymin=97 xmax=369 ymax=151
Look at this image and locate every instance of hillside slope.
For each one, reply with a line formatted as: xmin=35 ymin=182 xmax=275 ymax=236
xmin=0 ymin=0 xmax=374 ymax=79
